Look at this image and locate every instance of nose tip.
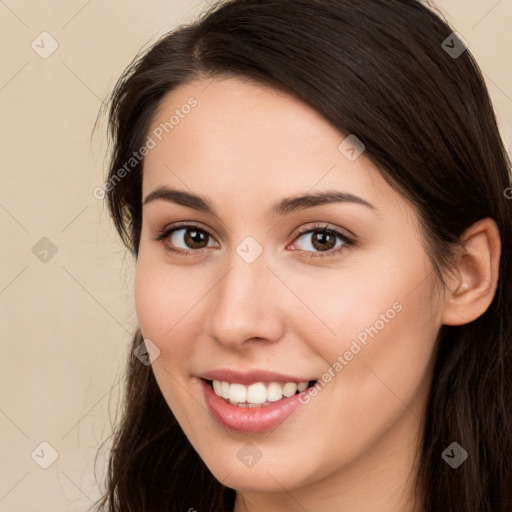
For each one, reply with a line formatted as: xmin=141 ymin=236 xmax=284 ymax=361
xmin=205 ymin=258 xmax=285 ymax=350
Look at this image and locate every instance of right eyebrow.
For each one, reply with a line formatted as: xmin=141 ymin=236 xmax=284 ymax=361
xmin=142 ymin=186 xmax=215 ymax=214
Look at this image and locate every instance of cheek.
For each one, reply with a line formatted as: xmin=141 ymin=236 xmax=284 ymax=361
xmin=302 ymin=246 xmax=440 ymax=417
xmin=133 ymin=254 xmax=210 ymax=403
xmin=133 ymin=257 xmax=205 ymax=421
xmin=299 ymin=244 xmax=436 ymax=361
xmin=134 ymin=263 xmax=165 ymax=339
xmin=284 ymin=266 xmax=440 ymax=482
xmin=134 ymin=254 xmax=199 ymax=339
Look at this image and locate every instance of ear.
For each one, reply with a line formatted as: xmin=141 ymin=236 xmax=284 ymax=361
xmin=441 ymin=217 xmax=501 ymax=326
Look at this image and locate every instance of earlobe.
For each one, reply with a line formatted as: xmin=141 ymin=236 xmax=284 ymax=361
xmin=441 ymin=217 xmax=501 ymax=326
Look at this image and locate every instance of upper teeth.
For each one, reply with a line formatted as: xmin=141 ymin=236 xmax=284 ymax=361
xmin=212 ymin=380 xmax=309 ymax=405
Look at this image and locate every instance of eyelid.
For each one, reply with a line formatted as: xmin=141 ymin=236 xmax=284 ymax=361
xmin=290 ymin=223 xmax=354 ymax=243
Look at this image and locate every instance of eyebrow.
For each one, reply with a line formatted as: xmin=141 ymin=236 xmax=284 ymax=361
xmin=142 ymin=186 xmax=377 ymax=216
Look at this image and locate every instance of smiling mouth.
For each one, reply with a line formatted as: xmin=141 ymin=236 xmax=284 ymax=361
xmin=204 ymin=378 xmax=318 ymax=407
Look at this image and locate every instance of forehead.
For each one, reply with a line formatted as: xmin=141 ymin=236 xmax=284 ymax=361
xmin=142 ymin=76 xmax=409 ymax=219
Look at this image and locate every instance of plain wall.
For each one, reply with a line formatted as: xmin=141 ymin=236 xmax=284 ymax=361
xmin=0 ymin=1 xmax=510 ymax=510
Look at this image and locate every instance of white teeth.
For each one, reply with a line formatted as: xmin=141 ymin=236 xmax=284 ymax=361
xmin=282 ymin=382 xmax=297 ymax=397
xmin=266 ymin=382 xmax=283 ymax=402
xmin=220 ymin=381 xmax=230 ymax=399
xmin=211 ymin=379 xmax=311 ymax=405
xmin=213 ymin=380 xmax=222 ymax=396
xmin=297 ymin=381 xmax=308 ymax=392
xmin=229 ymin=383 xmax=247 ymax=403
xmin=247 ymin=383 xmax=267 ymax=404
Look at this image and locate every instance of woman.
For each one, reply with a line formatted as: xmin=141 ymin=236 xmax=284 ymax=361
xmin=93 ymin=0 xmax=512 ymax=510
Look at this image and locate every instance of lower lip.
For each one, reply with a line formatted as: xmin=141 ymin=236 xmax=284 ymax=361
xmin=201 ymin=379 xmax=309 ymax=433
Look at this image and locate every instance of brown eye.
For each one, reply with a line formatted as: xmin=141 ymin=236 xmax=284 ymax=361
xmin=182 ymin=228 xmax=209 ymax=249
xmin=294 ymin=228 xmax=343 ymax=252
xmin=310 ymin=231 xmax=337 ymax=251
xmin=291 ymin=224 xmax=355 ymax=258
xmin=155 ymin=223 xmax=219 ymax=255
xmin=168 ymin=227 xmax=216 ymax=251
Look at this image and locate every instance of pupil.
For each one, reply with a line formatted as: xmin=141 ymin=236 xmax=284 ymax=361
xmin=186 ymin=229 xmax=207 ymax=248
xmin=313 ymin=231 xmax=335 ymax=251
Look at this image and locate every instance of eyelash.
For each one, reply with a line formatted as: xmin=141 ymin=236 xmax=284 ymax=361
xmin=153 ymin=222 xmax=356 ymax=259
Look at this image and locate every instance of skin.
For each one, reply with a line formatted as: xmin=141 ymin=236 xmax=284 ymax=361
xmin=134 ymin=76 xmax=501 ymax=512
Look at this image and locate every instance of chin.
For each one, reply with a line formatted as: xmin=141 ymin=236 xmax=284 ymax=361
xmin=199 ymin=450 xmax=319 ymax=493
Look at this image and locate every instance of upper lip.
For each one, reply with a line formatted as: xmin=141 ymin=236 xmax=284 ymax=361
xmin=199 ymin=368 xmax=316 ymax=385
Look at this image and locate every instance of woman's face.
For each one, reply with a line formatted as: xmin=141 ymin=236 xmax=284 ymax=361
xmin=135 ymin=76 xmax=444 ymax=498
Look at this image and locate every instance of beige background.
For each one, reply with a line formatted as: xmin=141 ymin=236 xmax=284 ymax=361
xmin=0 ymin=1 xmax=511 ymax=510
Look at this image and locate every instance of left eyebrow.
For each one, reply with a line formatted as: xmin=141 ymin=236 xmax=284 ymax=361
xmin=269 ymin=190 xmax=378 ymax=217
xmin=142 ymin=186 xmax=378 ymax=216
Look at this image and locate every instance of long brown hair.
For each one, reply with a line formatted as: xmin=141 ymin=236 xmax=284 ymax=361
xmin=92 ymin=1 xmax=512 ymax=510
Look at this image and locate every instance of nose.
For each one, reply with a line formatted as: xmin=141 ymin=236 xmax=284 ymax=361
xmin=205 ymin=250 xmax=286 ymax=350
